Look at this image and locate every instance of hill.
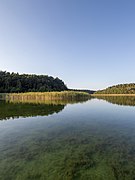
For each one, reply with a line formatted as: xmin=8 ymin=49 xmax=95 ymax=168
xmin=95 ymin=83 xmax=135 ymax=94
xmin=0 ymin=71 xmax=67 ymax=93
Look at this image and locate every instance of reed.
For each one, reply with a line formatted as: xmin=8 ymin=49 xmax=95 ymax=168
xmin=5 ymin=91 xmax=90 ymax=103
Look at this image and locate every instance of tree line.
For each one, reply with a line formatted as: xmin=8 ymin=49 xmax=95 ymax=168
xmin=0 ymin=71 xmax=67 ymax=93
xmin=95 ymin=83 xmax=135 ymax=94
xmin=69 ymin=89 xmax=95 ymax=94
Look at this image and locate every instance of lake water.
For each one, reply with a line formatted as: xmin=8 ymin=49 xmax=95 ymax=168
xmin=0 ymin=97 xmax=135 ymax=180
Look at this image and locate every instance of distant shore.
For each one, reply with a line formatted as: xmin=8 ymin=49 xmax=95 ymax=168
xmin=92 ymin=94 xmax=135 ymax=96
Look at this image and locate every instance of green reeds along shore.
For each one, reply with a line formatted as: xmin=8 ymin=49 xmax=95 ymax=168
xmin=4 ymin=91 xmax=90 ymax=103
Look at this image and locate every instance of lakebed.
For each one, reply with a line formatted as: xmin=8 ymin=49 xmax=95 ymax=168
xmin=0 ymin=96 xmax=135 ymax=180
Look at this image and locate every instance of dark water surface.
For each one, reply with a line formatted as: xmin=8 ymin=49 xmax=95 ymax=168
xmin=0 ymin=97 xmax=135 ymax=180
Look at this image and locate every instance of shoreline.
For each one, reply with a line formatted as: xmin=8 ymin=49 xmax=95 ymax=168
xmin=0 ymin=91 xmax=90 ymax=102
xmin=92 ymin=94 xmax=135 ymax=96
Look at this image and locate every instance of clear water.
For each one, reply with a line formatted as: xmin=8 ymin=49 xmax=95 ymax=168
xmin=0 ymin=97 xmax=135 ymax=180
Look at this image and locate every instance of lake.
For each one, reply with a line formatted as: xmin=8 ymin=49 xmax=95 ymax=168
xmin=0 ymin=96 xmax=135 ymax=180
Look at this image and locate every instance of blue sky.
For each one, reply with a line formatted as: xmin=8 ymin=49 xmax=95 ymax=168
xmin=0 ymin=0 xmax=135 ymax=90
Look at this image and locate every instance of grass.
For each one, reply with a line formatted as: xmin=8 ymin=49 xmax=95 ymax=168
xmin=5 ymin=91 xmax=90 ymax=102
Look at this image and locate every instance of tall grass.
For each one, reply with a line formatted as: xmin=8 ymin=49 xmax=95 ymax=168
xmin=5 ymin=91 xmax=90 ymax=103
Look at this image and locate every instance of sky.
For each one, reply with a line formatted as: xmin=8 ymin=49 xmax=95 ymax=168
xmin=0 ymin=0 xmax=135 ymax=90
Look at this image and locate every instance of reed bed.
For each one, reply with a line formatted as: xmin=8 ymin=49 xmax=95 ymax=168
xmin=5 ymin=91 xmax=90 ymax=103
xmin=7 ymin=99 xmax=89 ymax=105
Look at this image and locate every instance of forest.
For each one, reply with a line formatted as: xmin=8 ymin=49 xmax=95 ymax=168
xmin=95 ymin=83 xmax=135 ymax=94
xmin=1 ymin=71 xmax=135 ymax=94
xmin=0 ymin=71 xmax=67 ymax=93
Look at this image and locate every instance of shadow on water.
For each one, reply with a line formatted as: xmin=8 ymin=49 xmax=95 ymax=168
xmin=94 ymin=96 xmax=135 ymax=106
xmin=0 ymin=98 xmax=90 ymax=120
xmin=0 ymin=101 xmax=65 ymax=120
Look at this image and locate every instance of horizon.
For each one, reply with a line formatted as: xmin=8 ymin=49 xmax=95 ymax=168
xmin=0 ymin=0 xmax=135 ymax=90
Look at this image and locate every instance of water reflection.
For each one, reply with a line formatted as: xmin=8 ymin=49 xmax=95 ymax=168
xmin=0 ymin=98 xmax=135 ymax=179
xmin=94 ymin=96 xmax=135 ymax=106
xmin=0 ymin=98 xmax=89 ymax=120
xmin=0 ymin=101 xmax=65 ymax=120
